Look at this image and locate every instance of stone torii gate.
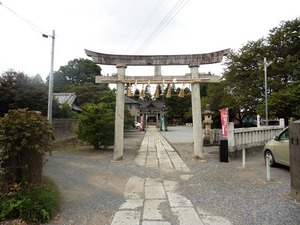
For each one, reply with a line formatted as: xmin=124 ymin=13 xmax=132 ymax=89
xmin=85 ymin=49 xmax=229 ymax=161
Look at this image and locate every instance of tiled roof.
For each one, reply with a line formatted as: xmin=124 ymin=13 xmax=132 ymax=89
xmin=139 ymin=100 xmax=166 ymax=109
xmin=53 ymin=93 xmax=82 ymax=111
xmin=125 ymin=96 xmax=141 ymax=105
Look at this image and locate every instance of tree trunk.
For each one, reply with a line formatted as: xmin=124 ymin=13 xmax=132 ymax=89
xmin=21 ymin=149 xmax=43 ymax=184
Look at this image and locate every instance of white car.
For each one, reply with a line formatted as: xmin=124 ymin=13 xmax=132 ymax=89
xmin=263 ymin=127 xmax=289 ymax=167
xmin=134 ymin=122 xmax=140 ymax=129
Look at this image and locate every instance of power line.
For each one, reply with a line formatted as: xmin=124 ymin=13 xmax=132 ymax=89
xmin=136 ymin=0 xmax=189 ymax=54
xmin=135 ymin=0 xmax=190 ymax=54
xmin=125 ymin=0 xmax=166 ymax=53
xmin=0 ymin=1 xmax=51 ymax=37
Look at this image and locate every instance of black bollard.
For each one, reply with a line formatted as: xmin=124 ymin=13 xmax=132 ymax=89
xmin=219 ymin=138 xmax=229 ymax=162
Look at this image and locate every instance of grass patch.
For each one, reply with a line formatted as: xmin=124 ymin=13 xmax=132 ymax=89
xmin=53 ymin=142 xmax=96 ymax=153
xmin=53 ymin=138 xmax=80 ymax=152
xmin=53 ymin=139 xmax=114 ymax=153
xmin=0 ymin=176 xmax=60 ymax=224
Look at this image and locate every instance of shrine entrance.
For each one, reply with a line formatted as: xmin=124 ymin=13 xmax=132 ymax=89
xmin=85 ymin=49 xmax=229 ymax=161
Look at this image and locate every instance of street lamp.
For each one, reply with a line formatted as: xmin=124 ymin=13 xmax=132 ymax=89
xmin=264 ymin=57 xmax=272 ymax=126
xmin=43 ymin=30 xmax=55 ymax=124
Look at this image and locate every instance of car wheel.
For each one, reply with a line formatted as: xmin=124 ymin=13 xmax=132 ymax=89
xmin=264 ymin=150 xmax=276 ymax=167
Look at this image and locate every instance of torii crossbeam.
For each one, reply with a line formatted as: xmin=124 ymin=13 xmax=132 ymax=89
xmin=85 ymin=49 xmax=229 ymax=66
xmin=85 ymin=49 xmax=230 ymax=161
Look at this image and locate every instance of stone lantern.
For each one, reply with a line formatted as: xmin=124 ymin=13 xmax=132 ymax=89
xmin=203 ymin=104 xmax=214 ymax=142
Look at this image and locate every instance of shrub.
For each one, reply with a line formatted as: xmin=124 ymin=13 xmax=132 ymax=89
xmin=77 ymin=103 xmax=115 ymax=149
xmin=0 ymin=176 xmax=60 ymax=223
xmin=0 ymin=108 xmax=54 ymax=185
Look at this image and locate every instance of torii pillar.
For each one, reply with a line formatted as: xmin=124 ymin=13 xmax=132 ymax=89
xmin=190 ymin=65 xmax=203 ymax=159
xmin=115 ymin=64 xmax=126 ymax=160
xmin=85 ymin=49 xmax=229 ymax=161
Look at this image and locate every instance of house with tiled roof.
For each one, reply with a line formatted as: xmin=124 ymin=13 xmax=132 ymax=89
xmin=125 ymin=97 xmax=167 ymax=127
xmin=139 ymin=100 xmax=167 ymax=125
xmin=53 ymin=93 xmax=82 ymax=112
xmin=125 ymin=96 xmax=141 ymax=122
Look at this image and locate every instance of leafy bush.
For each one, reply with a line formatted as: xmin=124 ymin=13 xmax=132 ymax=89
xmin=53 ymin=102 xmax=79 ymax=119
xmin=0 ymin=109 xmax=54 ymax=185
xmin=0 ymin=176 xmax=60 ymax=223
xmin=77 ymin=103 xmax=115 ymax=149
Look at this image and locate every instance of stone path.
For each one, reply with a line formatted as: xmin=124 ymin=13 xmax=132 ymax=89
xmin=110 ymin=127 xmax=232 ymax=225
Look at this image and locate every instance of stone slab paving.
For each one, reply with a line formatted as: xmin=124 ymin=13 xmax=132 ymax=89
xmin=110 ymin=210 xmax=141 ymax=225
xmin=143 ymin=199 xmax=166 ymax=220
xmin=111 ymin=126 xmax=232 ymax=225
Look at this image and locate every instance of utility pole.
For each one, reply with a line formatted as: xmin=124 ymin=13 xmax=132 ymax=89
xmin=45 ymin=30 xmax=55 ymax=124
xmin=264 ymin=57 xmax=272 ymax=126
xmin=1 ymin=2 xmax=55 ymax=122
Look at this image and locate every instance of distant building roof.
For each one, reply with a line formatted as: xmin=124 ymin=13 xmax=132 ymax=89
xmin=139 ymin=100 xmax=166 ymax=109
xmin=125 ymin=96 xmax=141 ymax=105
xmin=53 ymin=93 xmax=82 ymax=112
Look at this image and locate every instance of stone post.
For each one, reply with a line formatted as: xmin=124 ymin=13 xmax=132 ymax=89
xmin=203 ymin=104 xmax=213 ymax=140
xmin=257 ymin=115 xmax=261 ymax=127
xmin=114 ymin=64 xmax=126 ymax=161
xmin=227 ymin=122 xmax=235 ymax=152
xmin=190 ymin=65 xmax=204 ymax=159
xmin=279 ymin=118 xmax=285 ymax=127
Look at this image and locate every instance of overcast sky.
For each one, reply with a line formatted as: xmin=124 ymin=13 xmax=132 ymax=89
xmin=1 ymin=0 xmax=299 ymax=80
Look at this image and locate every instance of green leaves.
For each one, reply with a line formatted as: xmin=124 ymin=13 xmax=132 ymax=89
xmin=212 ymin=17 xmax=300 ymax=123
xmin=0 ymin=176 xmax=60 ymax=223
xmin=0 ymin=109 xmax=54 ymax=184
xmin=0 ymin=109 xmax=54 ymax=154
xmin=0 ymin=71 xmax=48 ymax=117
xmin=163 ymin=86 xmax=192 ymax=124
xmin=77 ymin=102 xmax=115 ymax=149
xmin=53 ymin=58 xmax=102 ymax=92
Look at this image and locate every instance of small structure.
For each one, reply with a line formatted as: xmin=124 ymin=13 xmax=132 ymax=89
xmin=139 ymin=101 xmax=167 ymax=124
xmin=203 ymin=104 xmax=214 ymax=144
xmin=53 ymin=93 xmax=82 ymax=112
xmin=125 ymin=96 xmax=141 ymax=122
xmin=138 ymin=100 xmax=168 ymax=131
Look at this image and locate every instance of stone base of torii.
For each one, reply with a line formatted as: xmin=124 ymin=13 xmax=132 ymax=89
xmin=85 ymin=49 xmax=229 ymax=161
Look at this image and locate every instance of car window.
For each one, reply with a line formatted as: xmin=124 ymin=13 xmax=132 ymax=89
xmin=279 ymin=129 xmax=289 ymax=140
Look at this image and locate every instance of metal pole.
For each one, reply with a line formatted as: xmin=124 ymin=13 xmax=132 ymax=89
xmin=47 ymin=30 xmax=55 ymax=124
xmin=264 ymin=57 xmax=268 ymax=126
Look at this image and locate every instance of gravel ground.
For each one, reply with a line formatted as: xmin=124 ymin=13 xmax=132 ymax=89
xmin=174 ymin=143 xmax=300 ymax=225
xmin=44 ymin=127 xmax=300 ymax=225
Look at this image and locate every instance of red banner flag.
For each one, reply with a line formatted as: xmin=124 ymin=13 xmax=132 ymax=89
xmin=220 ymin=108 xmax=229 ymax=137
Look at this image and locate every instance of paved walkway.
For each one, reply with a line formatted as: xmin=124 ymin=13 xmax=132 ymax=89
xmin=110 ymin=126 xmax=232 ymax=225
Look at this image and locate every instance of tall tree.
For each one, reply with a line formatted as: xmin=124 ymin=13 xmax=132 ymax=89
xmin=219 ymin=17 xmax=300 ymax=123
xmin=53 ymin=58 xmax=102 ymax=92
xmin=202 ymin=82 xmax=241 ymax=127
xmin=0 ymin=71 xmax=48 ymax=117
xmin=223 ymin=39 xmax=267 ymax=122
xmin=68 ymin=83 xmax=110 ymax=105
xmin=143 ymin=84 xmax=152 ymax=101
xmin=267 ymin=18 xmax=300 ymax=86
xmin=163 ymin=85 xmax=192 ymax=124
xmin=263 ymin=17 xmax=300 ymax=120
